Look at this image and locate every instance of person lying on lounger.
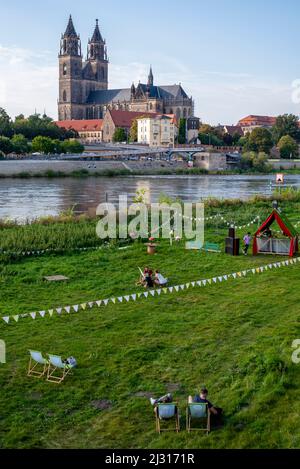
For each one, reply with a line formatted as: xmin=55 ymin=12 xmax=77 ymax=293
xmin=154 ymin=270 xmax=168 ymax=286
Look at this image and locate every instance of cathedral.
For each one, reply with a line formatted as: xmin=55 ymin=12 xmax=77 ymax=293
xmin=58 ymin=16 xmax=194 ymax=121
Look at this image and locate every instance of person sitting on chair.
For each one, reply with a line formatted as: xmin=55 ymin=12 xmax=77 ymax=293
xmin=188 ymin=387 xmax=222 ymax=420
xmin=154 ymin=270 xmax=168 ymax=286
xmin=144 ymin=269 xmax=154 ymax=288
xmin=150 ymin=393 xmax=173 ymax=406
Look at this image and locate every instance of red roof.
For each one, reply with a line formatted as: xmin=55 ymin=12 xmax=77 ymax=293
xmin=108 ymin=110 xmax=176 ymax=128
xmin=238 ymin=115 xmax=276 ymax=127
xmin=55 ymin=119 xmax=103 ymax=132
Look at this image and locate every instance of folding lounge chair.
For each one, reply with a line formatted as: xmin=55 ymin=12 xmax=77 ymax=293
xmin=155 ymin=403 xmax=180 ymax=433
xmin=186 ymin=402 xmax=210 ymax=434
xmin=28 ymin=350 xmax=48 ymax=378
xmin=47 ymin=354 xmax=74 ymax=383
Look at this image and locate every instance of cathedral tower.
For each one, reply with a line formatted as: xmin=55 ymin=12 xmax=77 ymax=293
xmin=87 ymin=19 xmax=108 ymax=89
xmin=58 ymin=15 xmax=83 ymax=120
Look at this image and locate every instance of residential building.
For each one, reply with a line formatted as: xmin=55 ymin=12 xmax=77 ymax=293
xmin=55 ymin=119 xmax=103 ymax=143
xmin=137 ymin=115 xmax=175 ymax=147
xmin=237 ymin=115 xmax=276 ymax=135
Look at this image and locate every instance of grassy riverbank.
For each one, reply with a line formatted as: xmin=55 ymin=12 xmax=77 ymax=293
xmin=1 ymin=196 xmax=300 ymax=448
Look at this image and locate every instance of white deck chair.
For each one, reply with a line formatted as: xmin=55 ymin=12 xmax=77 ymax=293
xmin=47 ymin=354 xmax=74 ymax=384
xmin=28 ymin=350 xmax=48 ymax=378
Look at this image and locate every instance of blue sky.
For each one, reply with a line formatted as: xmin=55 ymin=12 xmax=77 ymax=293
xmin=1 ymin=0 xmax=300 ymax=123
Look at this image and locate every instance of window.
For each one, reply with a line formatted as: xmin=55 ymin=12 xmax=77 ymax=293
xmin=63 ymin=90 xmax=67 ymax=102
xmin=63 ymin=63 xmax=67 ymax=75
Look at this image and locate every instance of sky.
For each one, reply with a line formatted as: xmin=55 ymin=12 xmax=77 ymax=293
xmin=1 ymin=0 xmax=300 ymax=124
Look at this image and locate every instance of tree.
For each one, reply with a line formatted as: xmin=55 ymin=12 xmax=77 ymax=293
xmin=11 ymin=134 xmax=29 ymax=154
xmin=113 ymin=128 xmax=127 ymax=143
xmin=273 ymin=114 xmax=300 ymax=143
xmin=241 ymin=151 xmax=270 ymax=172
xmin=178 ymin=118 xmax=186 ymax=144
xmin=62 ymin=139 xmax=84 ymax=154
xmin=0 ymin=136 xmax=13 ymax=154
xmin=0 ymin=108 xmax=13 ymax=137
xmin=248 ymin=128 xmax=273 ymax=154
xmin=32 ymin=136 xmax=56 ymax=154
xmin=277 ymin=135 xmax=299 ymax=159
xmin=129 ymin=119 xmax=138 ymax=142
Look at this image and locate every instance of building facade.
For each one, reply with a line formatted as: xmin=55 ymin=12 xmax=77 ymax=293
xmin=137 ymin=115 xmax=175 ymax=147
xmin=237 ymin=115 xmax=276 ymax=135
xmin=58 ymin=16 xmax=194 ymax=122
xmin=55 ymin=119 xmax=103 ymax=143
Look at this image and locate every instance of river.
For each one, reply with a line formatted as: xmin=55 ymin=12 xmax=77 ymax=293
xmin=0 ymin=174 xmax=298 ymax=221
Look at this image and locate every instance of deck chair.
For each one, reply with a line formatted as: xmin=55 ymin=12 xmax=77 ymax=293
xmin=28 ymin=350 xmax=48 ymax=378
xmin=155 ymin=403 xmax=180 ymax=433
xmin=186 ymin=402 xmax=210 ymax=434
xmin=46 ymin=354 xmax=74 ymax=384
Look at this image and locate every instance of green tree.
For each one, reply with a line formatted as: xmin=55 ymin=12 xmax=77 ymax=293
xmin=248 ymin=128 xmax=273 ymax=154
xmin=113 ymin=128 xmax=127 ymax=143
xmin=11 ymin=134 xmax=29 ymax=154
xmin=273 ymin=114 xmax=300 ymax=143
xmin=241 ymin=151 xmax=270 ymax=172
xmin=32 ymin=136 xmax=56 ymax=154
xmin=277 ymin=135 xmax=299 ymax=159
xmin=0 ymin=136 xmax=13 ymax=154
xmin=62 ymin=139 xmax=84 ymax=154
xmin=129 ymin=119 xmax=138 ymax=142
xmin=0 ymin=108 xmax=13 ymax=137
xmin=178 ymin=118 xmax=186 ymax=144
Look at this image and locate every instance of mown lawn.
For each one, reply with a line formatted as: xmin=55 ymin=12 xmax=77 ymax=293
xmin=0 ymin=199 xmax=300 ymax=448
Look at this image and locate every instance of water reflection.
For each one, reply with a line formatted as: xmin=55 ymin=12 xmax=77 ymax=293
xmin=0 ymin=174 xmax=299 ymax=221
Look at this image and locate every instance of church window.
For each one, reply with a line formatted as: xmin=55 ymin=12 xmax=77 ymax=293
xmin=63 ymin=90 xmax=67 ymax=102
xmin=63 ymin=63 xmax=67 ymax=75
xmin=149 ymin=103 xmax=153 ymax=110
xmin=183 ymin=108 xmax=187 ymax=118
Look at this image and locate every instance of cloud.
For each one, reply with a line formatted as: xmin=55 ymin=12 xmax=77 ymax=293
xmin=0 ymin=46 xmax=298 ymax=124
xmin=0 ymin=45 xmax=57 ymax=118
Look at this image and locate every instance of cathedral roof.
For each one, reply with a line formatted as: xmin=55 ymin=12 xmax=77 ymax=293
xmin=87 ymin=83 xmax=189 ymax=105
xmin=64 ymin=15 xmax=78 ymax=38
xmin=87 ymin=88 xmax=131 ymax=104
xmin=91 ymin=19 xmax=104 ymax=43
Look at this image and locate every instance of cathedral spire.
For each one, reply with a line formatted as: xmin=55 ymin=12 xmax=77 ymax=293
xmin=87 ymin=19 xmax=107 ymax=61
xmin=60 ymin=15 xmax=81 ymax=56
xmin=64 ymin=15 xmax=78 ymax=37
xmin=148 ymin=65 xmax=154 ymax=86
xmin=91 ymin=19 xmax=104 ymax=43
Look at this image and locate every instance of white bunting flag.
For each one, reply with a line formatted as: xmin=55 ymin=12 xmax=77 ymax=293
xmin=13 ymin=315 xmax=19 ymax=322
xmin=223 ymin=275 xmax=228 ymax=281
xmin=96 ymin=300 xmax=102 ymax=307
xmin=174 ymin=286 xmax=179 ymax=292
xmin=73 ymin=305 xmax=79 ymax=312
xmin=218 ymin=276 xmax=223 ymax=282
xmin=156 ymin=290 xmax=161 ymax=296
xmin=103 ymin=299 xmax=109 ymax=306
xmin=118 ymin=297 xmax=123 ymax=303
xmin=180 ymin=285 xmax=185 ymax=290
xmin=3 ymin=316 xmax=10 ymax=323
xmin=30 ymin=312 xmax=36 ymax=320
xmin=81 ymin=303 xmax=87 ymax=310
xmin=39 ymin=311 xmax=46 ymax=317
xmin=169 ymin=287 xmax=174 ymax=293
xmin=131 ymin=294 xmax=137 ymax=301
xmin=56 ymin=308 xmax=62 ymax=314
xmin=208 ymin=279 xmax=212 ymax=285
xmin=186 ymin=283 xmax=190 ymax=289
xmin=88 ymin=301 xmax=95 ymax=308
xmin=49 ymin=310 xmax=54 ymax=317
xmin=191 ymin=282 xmax=195 ymax=287
xmin=163 ymin=288 xmax=168 ymax=294
xmin=124 ymin=296 xmax=130 ymax=302
xmin=64 ymin=307 xmax=71 ymax=314
xmin=201 ymin=280 xmax=206 ymax=286
xmin=110 ymin=298 xmax=116 ymax=304
xmin=242 ymin=271 xmax=247 ymax=276
xmin=213 ymin=278 xmax=217 ymax=283
xmin=144 ymin=292 xmax=149 ymax=298
xmin=149 ymin=290 xmax=155 ymax=297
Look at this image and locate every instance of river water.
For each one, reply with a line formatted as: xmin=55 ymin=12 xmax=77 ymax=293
xmin=0 ymin=174 xmax=298 ymax=221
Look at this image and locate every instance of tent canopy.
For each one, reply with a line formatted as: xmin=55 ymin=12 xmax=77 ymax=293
xmin=255 ymin=209 xmax=298 ymax=238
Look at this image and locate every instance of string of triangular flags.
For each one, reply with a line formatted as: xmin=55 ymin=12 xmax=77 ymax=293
xmin=2 ymin=257 xmax=299 ymax=325
xmin=179 ymin=213 xmax=261 ymax=230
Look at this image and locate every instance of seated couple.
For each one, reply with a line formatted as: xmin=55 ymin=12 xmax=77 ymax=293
xmin=150 ymin=387 xmax=223 ymax=424
xmin=137 ymin=267 xmax=168 ymax=288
